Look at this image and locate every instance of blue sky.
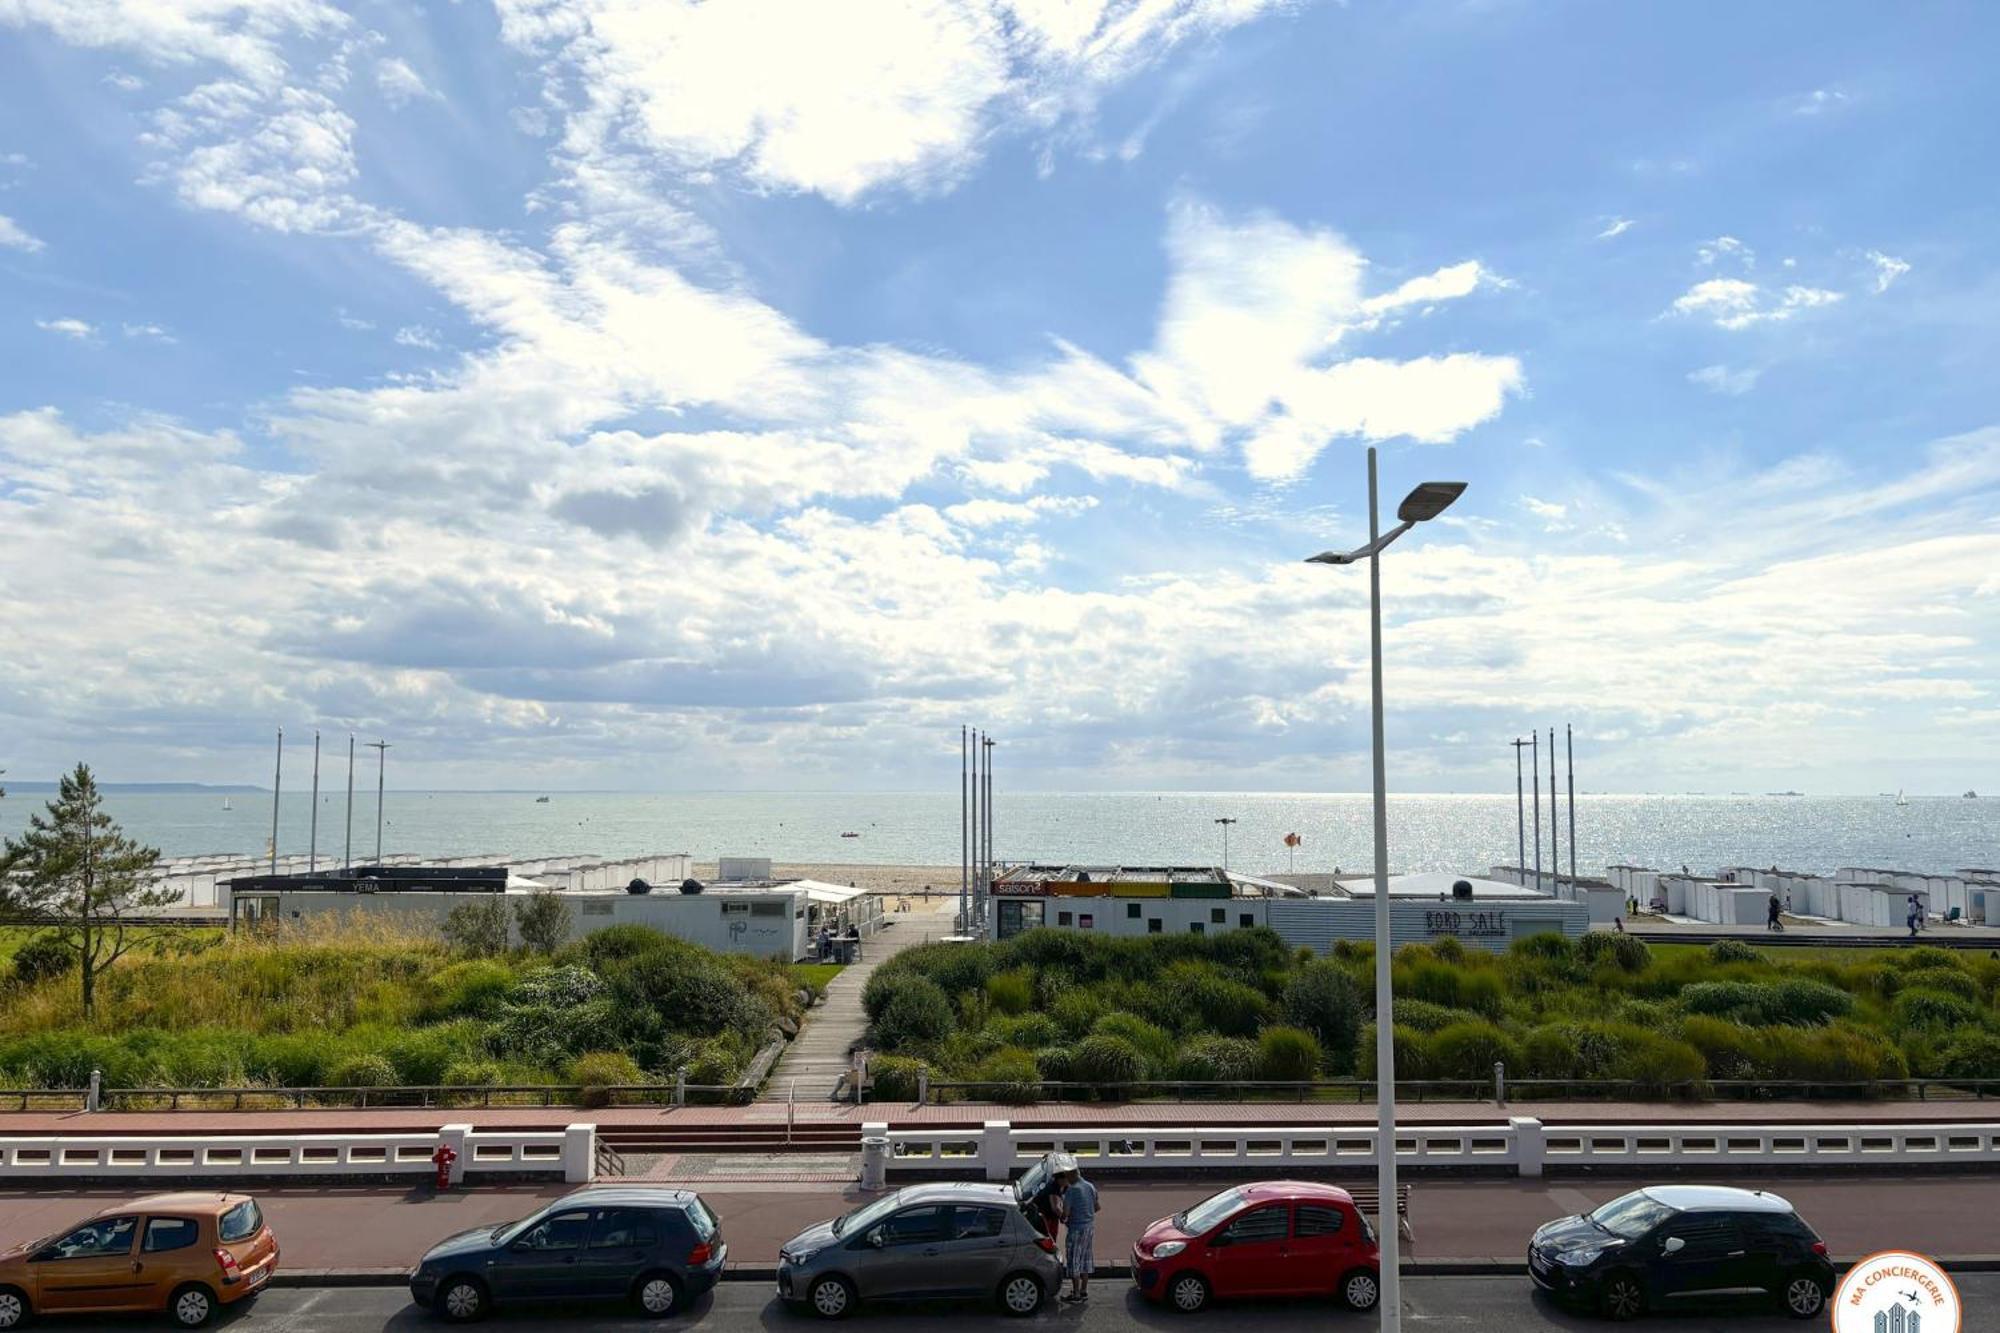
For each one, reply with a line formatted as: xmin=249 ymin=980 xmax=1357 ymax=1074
xmin=1 ymin=0 xmax=1997 ymax=796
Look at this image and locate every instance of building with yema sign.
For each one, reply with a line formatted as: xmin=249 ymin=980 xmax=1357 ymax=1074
xmin=989 ymin=866 xmax=1585 ymax=952
xmin=224 ymin=864 xmax=882 ymax=961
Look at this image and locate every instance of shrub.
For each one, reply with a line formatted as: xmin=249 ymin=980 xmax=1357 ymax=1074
xmin=1424 ymin=1022 xmax=1518 ymax=1082
xmin=1282 ymin=961 xmax=1363 ymax=1066
xmin=1678 ymin=980 xmax=1847 ymax=1027
xmin=1891 ymin=987 xmax=1980 ymax=1034
xmin=379 ymin=1021 xmax=487 ymax=1085
xmin=1051 ymin=990 xmax=1104 ymax=1040
xmin=1090 ymin=1013 xmax=1176 ymax=1075
xmin=987 ymin=1013 xmax=1061 ymax=1049
xmin=874 ymin=977 xmax=957 ymax=1053
xmin=1174 ymin=1035 xmax=1259 ymax=1083
xmin=442 ymin=899 xmax=510 ymax=958
xmin=329 ymin=1053 xmax=397 ymax=1088
xmin=1256 ymin=1026 xmax=1322 ymax=1082
xmin=442 ymin=1059 xmax=503 ymax=1087
xmin=570 ymin=1051 xmax=646 ymax=1107
xmin=421 ymin=960 xmax=517 ymax=1020
xmin=1606 ymin=1026 xmax=1705 ymax=1092
xmin=1157 ymin=963 xmax=1268 ymax=1036
xmin=966 ymin=1047 xmax=1042 ymax=1104
xmin=1900 ymin=968 xmax=1979 ymax=1003
xmin=868 ymin=1055 xmax=932 ymax=1102
xmin=1070 ymin=1034 xmax=1146 ymax=1091
xmin=1938 ymin=1032 xmax=2000 ymax=1082
xmin=1391 ymin=999 xmax=1484 ymax=1033
xmin=1355 ymin=1024 xmax=1430 ymax=1080
xmin=513 ymin=891 xmax=573 ymax=955
xmin=607 ymin=951 xmax=773 ymax=1042
xmin=1707 ymin=940 xmax=1763 ymax=965
xmin=561 ymin=924 xmax=687 ymax=972
xmin=895 ymin=940 xmax=997 ymax=1000
xmin=1680 ymin=1016 xmax=1765 ymax=1081
xmin=1577 ymin=931 xmax=1651 ymax=973
xmin=1032 ymin=1045 xmax=1075 ymax=1083
xmin=985 ymin=969 xmax=1034 ymax=1016
xmin=1398 ymin=959 xmax=1504 ymax=1019
xmin=1520 ymin=1022 xmax=1626 ymax=1081
xmin=10 ymin=934 xmax=75 ymax=986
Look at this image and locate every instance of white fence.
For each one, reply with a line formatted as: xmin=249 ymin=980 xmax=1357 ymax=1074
xmin=0 ymin=1124 xmax=595 ymax=1184
xmin=869 ymin=1118 xmax=2000 ymax=1181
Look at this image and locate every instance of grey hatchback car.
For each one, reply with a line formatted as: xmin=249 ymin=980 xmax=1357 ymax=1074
xmin=777 ymin=1182 xmax=1060 ymax=1319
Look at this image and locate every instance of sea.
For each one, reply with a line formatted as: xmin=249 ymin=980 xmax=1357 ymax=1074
xmin=4 ymin=790 xmax=1993 ymax=881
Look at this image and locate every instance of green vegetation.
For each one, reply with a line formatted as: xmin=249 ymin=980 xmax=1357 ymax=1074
xmin=0 ymin=913 xmax=806 ymax=1097
xmin=864 ymin=929 xmax=2000 ymax=1098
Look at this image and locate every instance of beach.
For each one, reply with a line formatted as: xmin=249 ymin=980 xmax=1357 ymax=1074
xmin=694 ymin=861 xmax=962 ymax=897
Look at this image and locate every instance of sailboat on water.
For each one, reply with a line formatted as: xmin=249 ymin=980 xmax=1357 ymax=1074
xmin=222 ymin=796 xmax=232 ymax=811
xmin=1895 ymin=790 xmax=1909 ymax=807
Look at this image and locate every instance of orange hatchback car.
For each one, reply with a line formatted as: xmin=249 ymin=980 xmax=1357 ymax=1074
xmin=0 ymin=1192 xmax=278 ymax=1329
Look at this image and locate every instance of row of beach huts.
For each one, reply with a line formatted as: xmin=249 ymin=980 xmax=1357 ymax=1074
xmin=1603 ymin=863 xmax=2000 ymax=928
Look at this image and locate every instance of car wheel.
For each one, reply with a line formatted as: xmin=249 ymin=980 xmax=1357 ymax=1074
xmin=997 ymin=1272 xmax=1045 ymax=1317
xmin=1340 ymin=1267 xmax=1380 ymax=1312
xmin=1169 ymin=1272 xmax=1210 ymax=1313
xmin=169 ymin=1284 xmax=215 ymax=1329
xmin=808 ymin=1275 xmax=856 ymax=1320
xmin=633 ymin=1271 xmax=683 ymax=1318
xmin=1599 ymin=1272 xmax=1645 ymax=1322
xmin=436 ymin=1276 xmax=487 ymax=1323
xmin=1781 ymin=1272 xmax=1828 ymax=1319
xmin=0 ymin=1285 xmax=28 ymax=1330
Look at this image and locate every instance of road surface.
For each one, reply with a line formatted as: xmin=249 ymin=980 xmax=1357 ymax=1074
xmin=47 ymin=1278 xmax=2000 ymax=1331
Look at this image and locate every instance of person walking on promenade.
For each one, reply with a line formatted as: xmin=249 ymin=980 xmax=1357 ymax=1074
xmin=1061 ymin=1171 xmax=1098 ymax=1304
xmin=1767 ymin=894 xmax=1784 ymax=932
xmin=1907 ymin=894 xmax=1923 ymax=938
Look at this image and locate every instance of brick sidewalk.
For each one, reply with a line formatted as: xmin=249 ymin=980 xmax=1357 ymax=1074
xmin=2 ymin=1173 xmax=1993 ymax=1276
xmin=4 ymin=1098 xmax=1996 ymax=1136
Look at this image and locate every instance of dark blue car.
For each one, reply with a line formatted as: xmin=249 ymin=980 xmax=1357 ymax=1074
xmin=410 ymin=1186 xmax=724 ymax=1322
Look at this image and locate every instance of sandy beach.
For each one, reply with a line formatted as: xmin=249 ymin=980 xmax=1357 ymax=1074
xmin=693 ymin=861 xmax=963 ymax=897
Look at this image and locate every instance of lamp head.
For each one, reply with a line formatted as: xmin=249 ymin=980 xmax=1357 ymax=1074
xmin=1397 ymin=480 xmax=1467 ymax=523
xmin=1304 ymin=550 xmax=1358 ymax=566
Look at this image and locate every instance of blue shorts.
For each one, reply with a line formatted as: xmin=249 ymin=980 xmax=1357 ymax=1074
xmin=1065 ymin=1224 xmax=1094 ymax=1277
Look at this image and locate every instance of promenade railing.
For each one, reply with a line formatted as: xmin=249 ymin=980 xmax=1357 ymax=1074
xmin=913 ymin=1074 xmax=2000 ymax=1105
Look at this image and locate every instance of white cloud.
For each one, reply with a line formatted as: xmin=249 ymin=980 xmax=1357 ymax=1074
xmin=122 ymin=321 xmax=175 ymax=342
xmin=374 ymin=56 xmax=438 ymax=108
xmin=1519 ymin=495 xmax=1569 ymax=531
xmin=0 ymin=212 xmax=43 ymax=252
xmin=146 ymin=81 xmax=360 ymax=232
xmin=945 ymin=495 xmax=1098 ymax=527
xmin=496 ymin=0 xmax=1289 ymax=205
xmin=1697 ymin=235 xmax=1752 ymax=268
xmin=1134 ymin=200 xmax=1521 ymax=481
xmin=393 ymin=324 xmax=443 ymax=349
xmin=1867 ymin=250 xmax=1910 ymax=293
xmin=1789 ymin=88 xmax=1848 ymax=116
xmin=0 ymin=0 xmax=345 ymax=87
xmin=101 ymin=69 xmax=145 ymax=91
xmin=1688 ymin=364 xmax=1761 ymax=395
xmin=1670 ymin=278 xmax=1843 ymax=330
xmin=1595 ymin=217 xmax=1634 ymax=240
xmin=35 ymin=316 xmax=94 ymax=339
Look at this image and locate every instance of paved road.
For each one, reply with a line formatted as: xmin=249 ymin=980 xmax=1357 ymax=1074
xmin=64 ymin=1277 xmax=2000 ymax=1330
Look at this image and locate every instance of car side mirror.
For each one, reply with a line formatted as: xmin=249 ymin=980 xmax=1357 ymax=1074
xmin=1662 ymin=1236 xmax=1685 ymax=1255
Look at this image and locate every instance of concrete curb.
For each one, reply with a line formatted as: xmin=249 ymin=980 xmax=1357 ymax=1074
xmin=273 ymin=1257 xmax=2000 ymax=1289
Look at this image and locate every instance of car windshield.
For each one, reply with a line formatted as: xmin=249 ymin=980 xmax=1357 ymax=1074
xmin=1587 ymin=1192 xmax=1677 ymax=1240
xmin=833 ymin=1193 xmax=905 ymax=1238
xmin=1176 ymin=1188 xmax=1247 ymax=1236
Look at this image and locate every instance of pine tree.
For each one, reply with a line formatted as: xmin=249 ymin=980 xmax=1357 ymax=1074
xmin=0 ymin=764 xmax=175 ymax=1017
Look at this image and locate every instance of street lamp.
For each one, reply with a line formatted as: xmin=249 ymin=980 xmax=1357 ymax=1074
xmin=1213 ymin=817 xmax=1237 ymax=870
xmin=1304 ymin=447 xmax=1464 ymax=1333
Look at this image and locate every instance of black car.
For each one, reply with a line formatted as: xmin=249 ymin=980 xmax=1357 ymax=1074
xmin=1528 ymin=1185 xmax=1834 ymax=1322
xmin=410 ymin=1186 xmax=725 ymax=1322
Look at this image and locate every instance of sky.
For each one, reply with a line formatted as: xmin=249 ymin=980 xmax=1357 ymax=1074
xmin=1 ymin=0 xmax=1997 ymax=797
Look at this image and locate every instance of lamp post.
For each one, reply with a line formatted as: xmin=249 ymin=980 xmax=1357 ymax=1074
xmin=1305 ymin=447 xmax=1465 ymax=1333
xmin=365 ymin=740 xmax=391 ymax=863
xmin=1214 ymin=817 xmax=1237 ymax=870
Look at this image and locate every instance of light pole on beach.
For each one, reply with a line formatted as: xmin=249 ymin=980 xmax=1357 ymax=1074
xmin=1305 ymin=447 xmax=1464 ymax=1333
xmin=366 ymin=740 xmax=391 ymax=863
xmin=1213 ymin=817 xmax=1237 ymax=870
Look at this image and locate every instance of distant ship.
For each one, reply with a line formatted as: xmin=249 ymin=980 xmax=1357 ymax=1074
xmin=535 ymin=796 xmax=551 ymax=803
xmin=841 ymin=831 xmax=860 ymax=838
xmin=1896 ymin=790 xmax=1909 ymax=807
xmin=1968 ymin=791 xmax=1980 ymax=799
xmin=222 ymin=796 xmax=232 ymax=811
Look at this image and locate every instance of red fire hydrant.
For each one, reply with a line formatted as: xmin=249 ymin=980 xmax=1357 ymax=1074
xmin=431 ymin=1141 xmax=458 ymax=1191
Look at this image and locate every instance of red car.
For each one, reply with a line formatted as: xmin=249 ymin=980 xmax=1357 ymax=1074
xmin=1131 ymin=1181 xmax=1380 ymax=1314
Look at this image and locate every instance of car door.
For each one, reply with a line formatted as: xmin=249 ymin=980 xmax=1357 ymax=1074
xmin=138 ymin=1215 xmax=205 ymax=1309
xmin=1730 ymin=1212 xmax=1799 ymax=1295
xmin=928 ymin=1205 xmax=1012 ymax=1297
xmin=30 ymin=1216 xmax=145 ymax=1312
xmin=579 ymin=1207 xmax=660 ymax=1299
xmin=854 ymin=1204 xmax=951 ymax=1300
xmin=491 ymin=1207 xmax=594 ymax=1300
xmin=1647 ymin=1214 xmax=1741 ymax=1302
xmin=1287 ymin=1203 xmax=1357 ymax=1294
xmin=1204 ymin=1203 xmax=1292 ymax=1297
